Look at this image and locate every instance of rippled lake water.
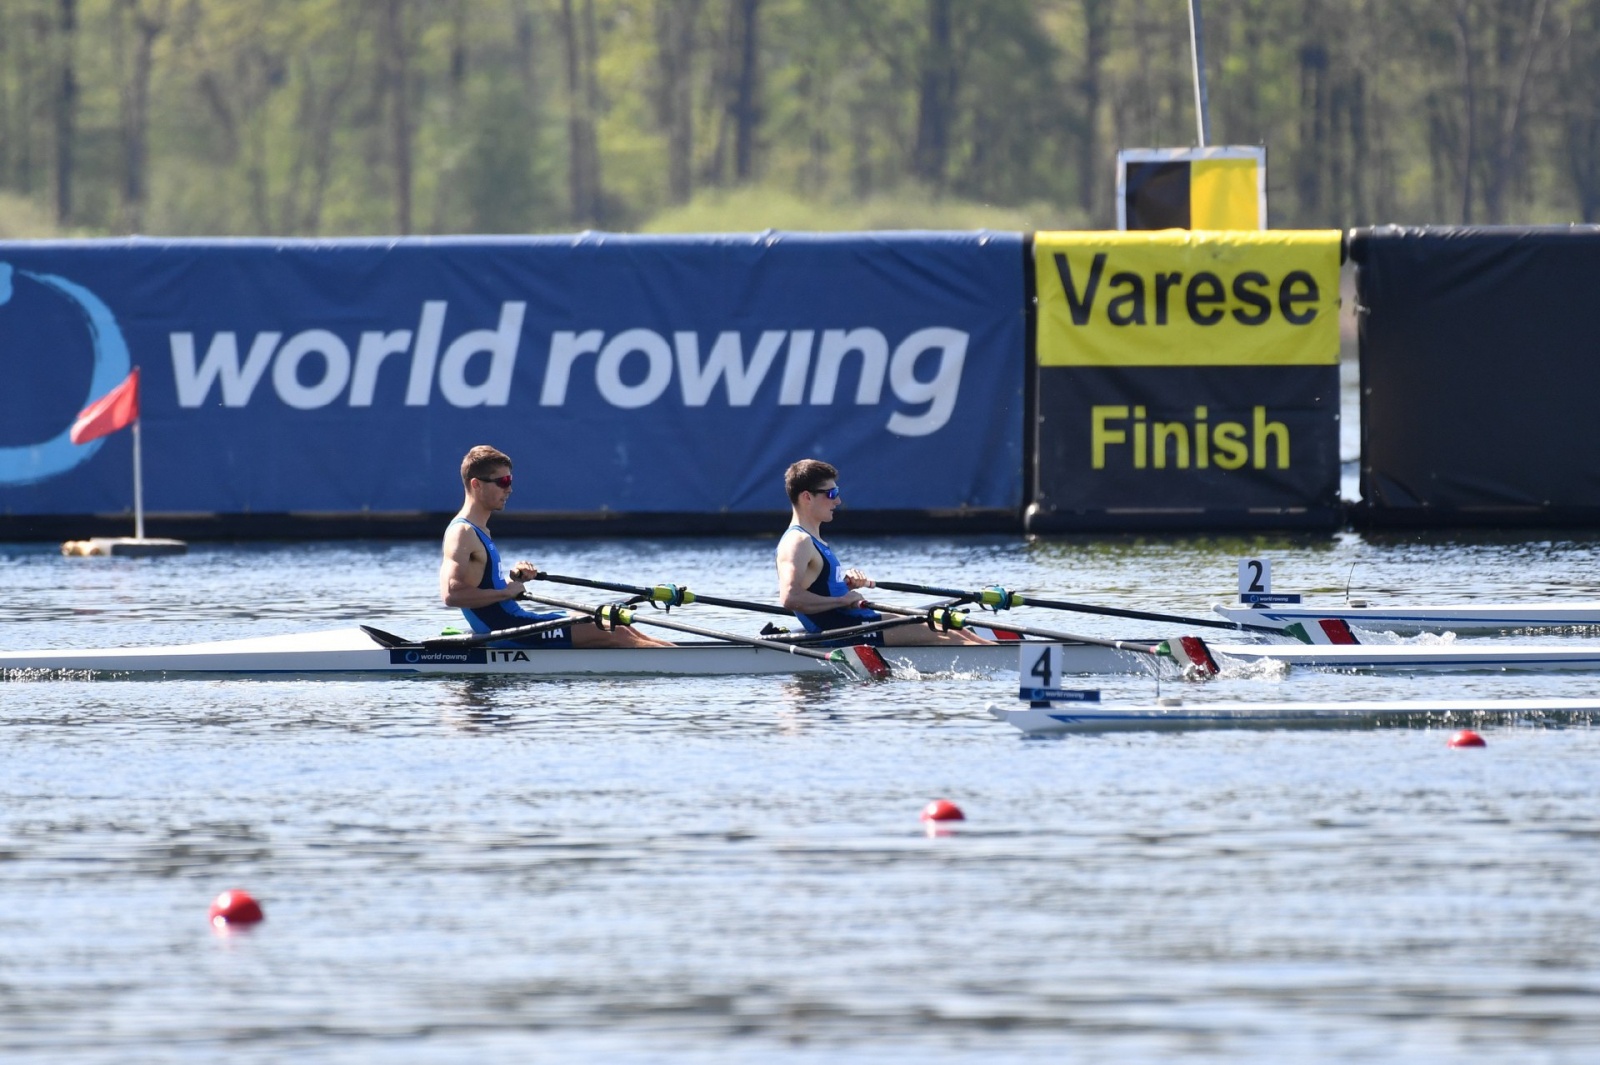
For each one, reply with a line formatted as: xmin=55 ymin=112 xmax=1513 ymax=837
xmin=3 ymin=531 xmax=1600 ymax=1063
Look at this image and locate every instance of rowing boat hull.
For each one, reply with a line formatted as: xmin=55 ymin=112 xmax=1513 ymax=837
xmin=1204 ymin=639 xmax=1600 ymax=672
xmin=1215 ymin=601 xmax=1600 ymax=635
xmin=0 ymin=627 xmax=1145 ymax=677
xmin=13 ymin=626 xmax=1600 ymax=678
xmin=991 ymin=697 xmax=1600 ymax=733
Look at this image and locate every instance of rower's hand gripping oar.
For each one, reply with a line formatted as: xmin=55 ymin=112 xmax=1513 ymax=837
xmin=519 ymin=591 xmax=891 ymax=680
xmin=868 ymin=579 xmax=1345 ymax=641
xmin=867 ymin=604 xmax=1220 ymax=678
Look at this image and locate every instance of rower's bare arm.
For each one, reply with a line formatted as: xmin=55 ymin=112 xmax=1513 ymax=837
xmin=776 ymin=533 xmax=866 ymax=613
xmin=439 ymin=526 xmax=527 ymax=608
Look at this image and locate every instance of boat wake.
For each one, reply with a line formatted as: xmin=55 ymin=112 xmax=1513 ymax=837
xmin=888 ymin=664 xmax=999 ymax=682
xmin=1 ymin=666 xmax=102 ymax=682
xmin=1211 ymin=655 xmax=1290 ymax=681
xmin=1350 ymin=628 xmax=1461 ymax=647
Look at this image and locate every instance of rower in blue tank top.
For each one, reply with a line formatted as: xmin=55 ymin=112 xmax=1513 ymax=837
xmin=448 ymin=516 xmax=572 ymax=645
xmin=782 ymin=523 xmax=883 ymax=641
xmin=440 ymin=445 xmax=673 ymax=650
xmin=775 ymin=458 xmax=991 ymax=648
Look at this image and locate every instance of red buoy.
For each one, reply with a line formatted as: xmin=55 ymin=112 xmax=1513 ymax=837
xmin=920 ymin=799 xmax=965 ymax=822
xmin=1448 ymin=729 xmax=1487 ymax=748
xmin=208 ymin=889 xmax=265 ymax=928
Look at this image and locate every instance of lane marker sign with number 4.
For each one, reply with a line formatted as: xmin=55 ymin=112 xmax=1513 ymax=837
xmin=1019 ymin=643 xmax=1101 ymax=703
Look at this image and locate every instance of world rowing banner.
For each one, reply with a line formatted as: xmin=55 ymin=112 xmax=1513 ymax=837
xmin=0 ymin=234 xmax=1025 ymax=532
xmin=1030 ymin=229 xmax=1343 ymax=530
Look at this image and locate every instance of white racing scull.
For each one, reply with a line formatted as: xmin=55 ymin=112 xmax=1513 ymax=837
xmin=1215 ymin=601 xmax=1600 ymax=635
xmin=11 ymin=625 xmax=1600 ymax=677
xmin=991 ymin=696 xmax=1600 ymax=734
xmin=0 ymin=626 xmax=1090 ymax=678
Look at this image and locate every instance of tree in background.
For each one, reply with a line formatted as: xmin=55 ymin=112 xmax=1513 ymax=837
xmin=654 ymin=0 xmax=702 ymax=203
xmin=111 ymin=0 xmax=171 ymax=233
xmin=55 ymin=0 xmax=79 ymax=224
xmin=1556 ymin=0 xmax=1600 ymax=221
xmin=0 ymin=0 xmax=1594 ymax=238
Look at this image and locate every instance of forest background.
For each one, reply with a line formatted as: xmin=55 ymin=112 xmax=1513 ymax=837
xmin=0 ymin=0 xmax=1592 ymax=240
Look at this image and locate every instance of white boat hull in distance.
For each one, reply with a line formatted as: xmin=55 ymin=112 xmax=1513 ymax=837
xmin=992 ymin=697 xmax=1600 ymax=734
xmin=1216 ymin=601 xmax=1600 ymax=635
xmin=0 ymin=627 xmax=1153 ymax=678
xmin=1199 ymin=639 xmax=1600 ymax=673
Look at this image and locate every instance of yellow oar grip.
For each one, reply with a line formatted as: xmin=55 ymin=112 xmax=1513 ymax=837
xmin=978 ymin=586 xmax=1024 ymax=608
xmin=927 ymin=607 xmax=968 ymax=630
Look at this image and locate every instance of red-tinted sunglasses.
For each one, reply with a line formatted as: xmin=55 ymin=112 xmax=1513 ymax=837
xmin=477 ymin=474 xmax=513 ymax=489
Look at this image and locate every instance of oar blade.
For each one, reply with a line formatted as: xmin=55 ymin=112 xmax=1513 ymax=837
xmin=1167 ymin=635 xmax=1220 ymax=678
xmin=830 ymin=644 xmax=892 ymax=680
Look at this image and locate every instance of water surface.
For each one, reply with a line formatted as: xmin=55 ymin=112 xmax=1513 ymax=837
xmin=3 ymin=532 xmax=1599 ymax=1063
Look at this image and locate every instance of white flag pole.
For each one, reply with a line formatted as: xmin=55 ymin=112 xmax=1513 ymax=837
xmin=132 ymin=416 xmax=145 ymax=541
xmin=1188 ymin=0 xmax=1211 ymax=147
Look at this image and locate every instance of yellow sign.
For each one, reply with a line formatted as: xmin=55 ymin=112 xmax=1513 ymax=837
xmin=1035 ymin=230 xmax=1341 ymax=367
xmin=1089 ymin=404 xmax=1289 ymax=470
xmin=1190 ymin=158 xmax=1261 ymax=229
xmin=1118 ymin=146 xmax=1267 ymax=231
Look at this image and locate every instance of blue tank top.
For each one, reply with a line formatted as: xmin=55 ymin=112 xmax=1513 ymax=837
xmin=783 ymin=525 xmax=880 ymax=633
xmin=449 ymin=518 xmax=565 ymax=634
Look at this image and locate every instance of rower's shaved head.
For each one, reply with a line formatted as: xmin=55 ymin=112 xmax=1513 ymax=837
xmin=461 ymin=445 xmax=512 ymax=488
xmin=785 ymin=459 xmax=838 ymax=505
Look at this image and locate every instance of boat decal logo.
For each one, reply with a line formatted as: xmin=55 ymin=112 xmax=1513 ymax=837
xmin=392 ymin=648 xmax=486 ymax=665
xmin=0 ymin=263 xmax=133 ymax=486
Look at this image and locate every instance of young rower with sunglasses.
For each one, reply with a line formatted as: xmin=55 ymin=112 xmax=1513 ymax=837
xmin=775 ymin=458 xmax=989 ymax=647
xmin=439 ymin=445 xmax=671 ymax=649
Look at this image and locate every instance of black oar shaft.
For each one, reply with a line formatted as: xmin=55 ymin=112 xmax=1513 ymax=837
xmin=869 ymin=604 xmax=1168 ymax=658
xmin=1015 ymin=594 xmax=1275 ymax=634
xmin=757 ymin=614 xmax=929 ymax=644
xmin=871 ymin=579 xmax=1280 ymax=635
xmin=361 ymin=613 xmax=587 ymax=651
xmin=872 ymin=579 xmax=983 ymax=601
xmin=535 ymin=572 xmax=789 ymax=616
xmin=519 ymin=591 xmax=845 ymax=665
xmin=424 ymin=614 xmax=584 ymax=649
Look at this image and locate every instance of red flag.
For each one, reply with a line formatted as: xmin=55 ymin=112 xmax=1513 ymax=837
xmin=70 ymin=367 xmax=140 ymax=445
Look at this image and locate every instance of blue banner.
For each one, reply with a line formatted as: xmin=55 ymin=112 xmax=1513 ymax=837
xmin=0 ymin=233 xmax=1024 ymax=519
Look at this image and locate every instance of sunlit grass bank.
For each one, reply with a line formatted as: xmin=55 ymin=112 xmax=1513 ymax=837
xmin=640 ymin=185 xmax=1088 ymax=235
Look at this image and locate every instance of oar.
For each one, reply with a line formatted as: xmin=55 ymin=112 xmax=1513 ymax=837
xmin=755 ymin=613 xmax=935 ymax=644
xmin=518 ymin=591 xmax=891 ymax=680
xmin=361 ymin=613 xmax=587 ymax=651
xmin=866 ymin=604 xmax=1219 ymax=677
xmin=536 ymin=571 xmax=947 ymax=650
xmin=870 ymin=579 xmax=1289 ymax=636
xmin=533 ymin=572 xmax=790 ymax=615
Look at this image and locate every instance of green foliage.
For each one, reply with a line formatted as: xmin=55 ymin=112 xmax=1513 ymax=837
xmin=0 ymin=191 xmax=76 ymax=239
xmin=0 ymin=0 xmax=1594 ymax=239
xmin=461 ymin=77 xmax=559 ymax=234
xmin=639 ymin=184 xmax=1087 ymax=233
